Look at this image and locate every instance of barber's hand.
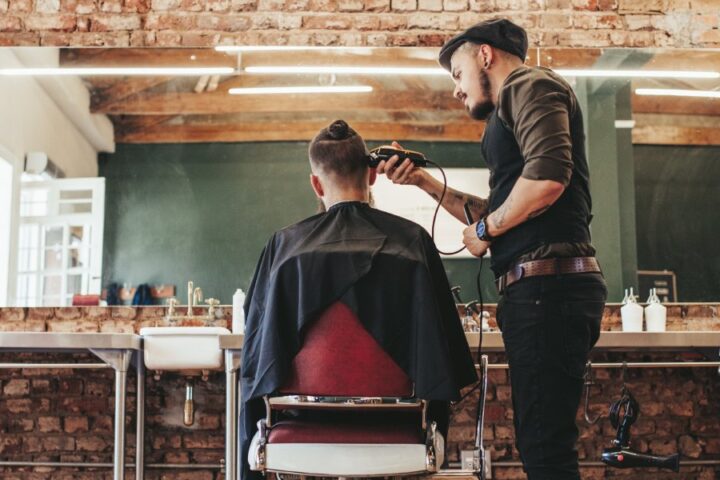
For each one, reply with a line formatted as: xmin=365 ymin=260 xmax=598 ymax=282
xmin=463 ymin=222 xmax=490 ymax=257
xmin=375 ymin=141 xmax=426 ymax=187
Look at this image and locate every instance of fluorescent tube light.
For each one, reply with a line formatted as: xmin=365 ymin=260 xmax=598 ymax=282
xmin=244 ymin=66 xmax=448 ymax=76
xmin=555 ymin=69 xmax=719 ymax=79
xmin=0 ymin=67 xmax=235 ymax=76
xmin=228 ymin=85 xmax=373 ymax=95
xmin=635 ymin=88 xmax=720 ymax=98
xmin=614 ymin=120 xmax=636 ymax=129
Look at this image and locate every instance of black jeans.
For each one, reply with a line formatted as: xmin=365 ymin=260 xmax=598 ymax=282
xmin=496 ymin=272 xmax=607 ymax=480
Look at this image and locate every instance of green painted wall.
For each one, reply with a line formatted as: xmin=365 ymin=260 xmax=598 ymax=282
xmin=634 ymin=145 xmax=720 ymax=301
xmin=101 ymin=140 xmax=719 ymax=307
xmin=99 ymin=141 xmax=497 ymax=305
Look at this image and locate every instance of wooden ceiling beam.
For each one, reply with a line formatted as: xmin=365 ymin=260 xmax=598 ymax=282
xmin=632 ymin=125 xmax=720 ymax=146
xmin=92 ymin=76 xmax=174 ymax=111
xmin=632 ymin=94 xmax=720 ymax=117
xmin=115 ymin=121 xmax=485 ymax=143
xmin=93 ymin=90 xmax=462 ymax=115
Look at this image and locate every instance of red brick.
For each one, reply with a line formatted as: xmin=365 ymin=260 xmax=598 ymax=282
xmin=364 ymin=0 xmax=389 ymax=10
xmin=197 ymin=413 xmax=221 ymax=430
xmin=110 ymin=306 xmax=137 ymax=319
xmin=230 ymin=0 xmax=257 ymax=9
xmin=61 ymin=396 xmax=107 ymax=413
xmin=418 ymin=0 xmax=440 ymax=10
xmin=64 ymin=416 xmax=89 ymax=433
xmin=337 ymin=0 xmax=362 ymax=9
xmin=76 ymin=435 xmax=110 ymax=452
xmin=3 ymin=379 xmax=29 ymax=396
xmin=378 ymin=14 xmax=406 ymax=30
xmin=59 ymin=378 xmax=84 ymax=395
xmin=0 ymin=32 xmax=39 ymax=44
xmin=0 ymin=436 xmax=22 ymax=455
xmin=8 ymin=0 xmax=32 ymax=12
xmin=123 ymin=0 xmax=151 ymax=12
xmin=0 ymin=308 xmax=25 ymax=321
xmin=145 ymin=12 xmax=196 ymax=30
xmin=7 ymin=417 xmax=34 ymax=432
xmin=90 ymin=415 xmax=114 ymax=433
xmin=89 ymin=14 xmax=142 ymax=31
xmin=54 ymin=307 xmax=83 ymax=319
xmin=31 ymin=379 xmax=52 ymax=393
xmin=165 ymin=451 xmax=190 ymax=463
xmin=303 ymin=14 xmax=352 ymax=29
xmin=183 ymin=433 xmax=224 ymax=449
xmin=42 ymin=435 xmax=76 ymax=451
xmin=38 ymin=416 xmax=62 ymax=433
xmin=5 ymin=398 xmax=33 ymax=413
xmin=391 ymin=0 xmax=415 ymax=10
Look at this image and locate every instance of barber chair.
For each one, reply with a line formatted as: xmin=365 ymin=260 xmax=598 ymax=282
xmin=248 ymin=301 xmax=449 ymax=477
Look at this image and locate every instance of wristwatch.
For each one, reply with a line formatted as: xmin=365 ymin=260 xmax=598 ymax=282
xmin=475 ymin=217 xmax=495 ymax=242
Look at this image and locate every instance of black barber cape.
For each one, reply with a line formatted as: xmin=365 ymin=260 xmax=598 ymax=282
xmin=240 ymin=201 xmax=477 ymax=480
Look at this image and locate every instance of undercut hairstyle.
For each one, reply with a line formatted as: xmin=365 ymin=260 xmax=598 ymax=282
xmin=308 ymin=120 xmax=369 ymax=187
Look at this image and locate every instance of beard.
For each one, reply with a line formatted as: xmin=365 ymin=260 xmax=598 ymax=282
xmin=468 ymin=68 xmax=494 ymax=121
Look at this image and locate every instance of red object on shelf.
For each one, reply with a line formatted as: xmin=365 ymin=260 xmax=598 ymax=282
xmin=72 ymin=294 xmax=100 ymax=306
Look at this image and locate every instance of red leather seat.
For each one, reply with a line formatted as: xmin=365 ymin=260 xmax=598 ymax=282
xmin=268 ymin=419 xmax=422 ymax=444
xmin=249 ymin=301 xmax=444 ymax=477
xmin=281 ymin=301 xmax=413 ymax=397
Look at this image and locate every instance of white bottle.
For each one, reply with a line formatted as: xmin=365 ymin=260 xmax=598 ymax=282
xmin=620 ymin=287 xmax=643 ymax=332
xmin=232 ymin=289 xmax=246 ymax=334
xmin=644 ymin=288 xmax=667 ymax=332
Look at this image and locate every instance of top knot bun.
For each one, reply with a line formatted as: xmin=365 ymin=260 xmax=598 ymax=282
xmin=328 ymin=120 xmax=350 ymax=140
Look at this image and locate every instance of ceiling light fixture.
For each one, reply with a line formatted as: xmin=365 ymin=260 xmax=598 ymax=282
xmin=555 ymin=69 xmax=720 ymax=79
xmin=244 ymin=66 xmax=448 ymax=76
xmin=0 ymin=67 xmax=235 ymax=76
xmin=228 ymin=85 xmax=373 ymax=95
xmin=635 ymin=88 xmax=720 ymax=98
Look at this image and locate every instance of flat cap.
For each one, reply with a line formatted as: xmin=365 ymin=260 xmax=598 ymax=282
xmin=438 ymin=18 xmax=528 ymax=71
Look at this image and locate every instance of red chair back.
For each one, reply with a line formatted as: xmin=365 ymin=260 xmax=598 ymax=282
xmin=280 ymin=302 xmax=413 ymax=397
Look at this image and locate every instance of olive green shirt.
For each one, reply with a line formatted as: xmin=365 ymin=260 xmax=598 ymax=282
xmin=495 ymin=66 xmax=596 ymax=264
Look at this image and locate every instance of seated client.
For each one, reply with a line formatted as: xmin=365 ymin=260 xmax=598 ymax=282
xmin=239 ymin=119 xmax=477 ymax=480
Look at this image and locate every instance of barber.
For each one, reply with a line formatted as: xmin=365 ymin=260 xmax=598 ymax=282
xmin=377 ymin=18 xmax=608 ymax=480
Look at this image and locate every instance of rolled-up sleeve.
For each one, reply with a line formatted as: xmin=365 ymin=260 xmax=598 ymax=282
xmin=498 ymin=69 xmax=575 ymax=186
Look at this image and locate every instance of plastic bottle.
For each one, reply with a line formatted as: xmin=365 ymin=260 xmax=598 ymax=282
xmin=232 ymin=289 xmax=246 ymax=334
xmin=620 ymin=287 xmax=643 ymax=332
xmin=644 ymin=288 xmax=667 ymax=332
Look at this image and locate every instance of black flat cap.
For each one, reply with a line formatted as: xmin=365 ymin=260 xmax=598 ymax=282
xmin=438 ymin=18 xmax=528 ymax=71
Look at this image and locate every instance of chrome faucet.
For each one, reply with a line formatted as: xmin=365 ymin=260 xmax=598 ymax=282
xmin=187 ymin=281 xmax=203 ymax=316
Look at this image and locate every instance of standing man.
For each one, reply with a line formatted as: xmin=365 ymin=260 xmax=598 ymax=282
xmin=377 ymin=18 xmax=608 ymax=480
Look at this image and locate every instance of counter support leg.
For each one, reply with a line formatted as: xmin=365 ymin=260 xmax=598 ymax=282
xmin=225 ymin=350 xmax=242 ymax=480
xmin=91 ymin=349 xmax=133 ymax=480
xmin=136 ymin=354 xmax=145 ymax=480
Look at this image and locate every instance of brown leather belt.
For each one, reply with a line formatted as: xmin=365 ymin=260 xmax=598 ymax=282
xmin=496 ymin=256 xmax=601 ymax=294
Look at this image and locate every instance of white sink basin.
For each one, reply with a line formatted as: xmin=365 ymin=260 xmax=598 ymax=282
xmin=140 ymin=326 xmax=230 ymax=370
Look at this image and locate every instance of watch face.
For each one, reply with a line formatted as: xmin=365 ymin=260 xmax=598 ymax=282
xmin=476 ymin=219 xmax=486 ymax=239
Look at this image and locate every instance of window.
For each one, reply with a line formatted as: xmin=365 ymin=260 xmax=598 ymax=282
xmin=14 ymin=178 xmax=105 ymax=306
xmin=0 ymin=155 xmax=13 ymax=307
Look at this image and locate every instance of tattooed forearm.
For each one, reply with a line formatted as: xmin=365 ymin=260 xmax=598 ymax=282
xmin=491 ymin=194 xmax=512 ymax=231
xmin=450 ymin=189 xmax=488 ymax=216
xmin=527 ymin=204 xmax=551 ymax=219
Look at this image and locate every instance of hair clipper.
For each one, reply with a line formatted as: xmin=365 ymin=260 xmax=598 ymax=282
xmin=368 ymin=147 xmax=428 ymax=168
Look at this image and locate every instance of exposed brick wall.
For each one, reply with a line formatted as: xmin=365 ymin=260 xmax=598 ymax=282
xmin=0 ymin=305 xmax=719 ymax=479
xmin=0 ymin=0 xmax=718 ymax=48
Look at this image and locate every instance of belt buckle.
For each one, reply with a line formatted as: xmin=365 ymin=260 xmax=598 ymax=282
xmin=512 ymin=263 xmax=525 ymax=281
xmin=497 ymin=275 xmax=506 ymax=293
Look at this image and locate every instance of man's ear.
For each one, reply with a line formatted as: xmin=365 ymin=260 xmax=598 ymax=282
xmin=368 ymin=168 xmax=377 ymax=186
xmin=310 ymin=174 xmax=324 ymax=198
xmin=479 ymin=44 xmax=494 ymax=69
